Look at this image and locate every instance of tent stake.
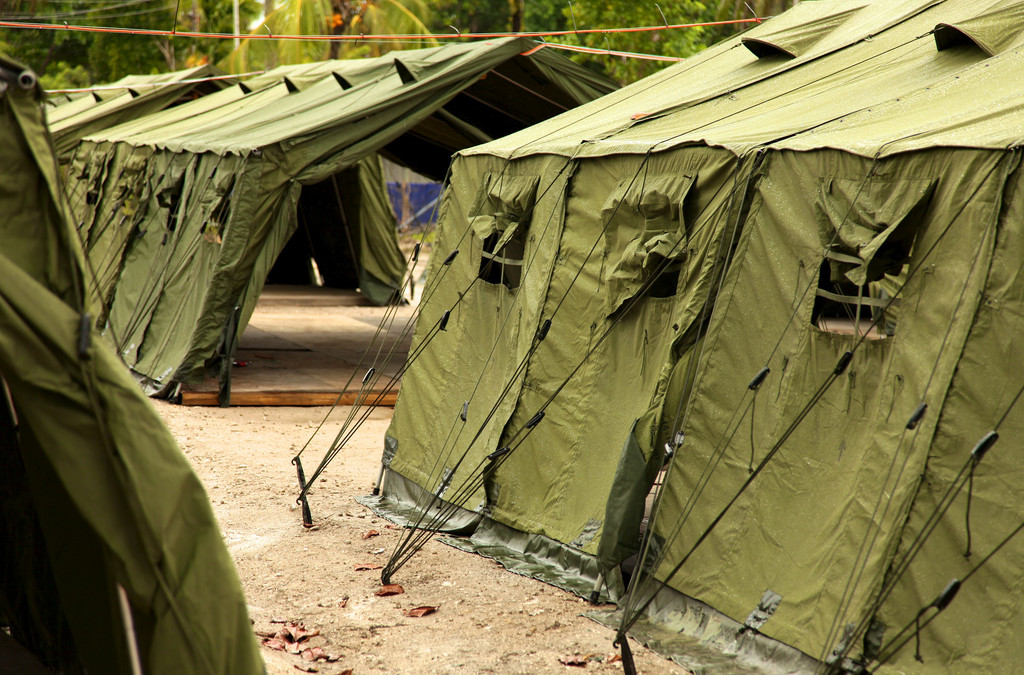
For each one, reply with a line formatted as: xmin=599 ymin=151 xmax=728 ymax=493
xmin=589 ymin=572 xmax=605 ymax=604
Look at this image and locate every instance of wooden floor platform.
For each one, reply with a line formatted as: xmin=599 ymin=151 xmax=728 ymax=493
xmin=180 ymin=286 xmax=415 ymax=406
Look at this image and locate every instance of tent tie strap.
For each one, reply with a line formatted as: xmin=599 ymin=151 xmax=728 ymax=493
xmin=964 ymin=431 xmax=998 ymax=557
xmin=77 ymin=313 xmax=92 ymax=359
xmin=913 ymin=579 xmax=962 ymax=663
xmin=748 ymin=366 xmax=770 ymax=391
xmin=906 ymin=402 xmax=927 ymax=430
xmin=614 ymin=632 xmax=637 ymax=675
xmin=293 ymin=457 xmax=313 ymax=527
xmin=487 ymin=446 xmax=510 ymax=462
xmin=536 ymin=318 xmax=552 ymax=342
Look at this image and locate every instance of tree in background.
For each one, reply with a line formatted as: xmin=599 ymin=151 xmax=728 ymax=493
xmin=229 ymin=0 xmax=435 ymax=72
xmin=1 ymin=0 xmax=799 ymax=89
xmin=0 ymin=0 xmax=259 ymax=86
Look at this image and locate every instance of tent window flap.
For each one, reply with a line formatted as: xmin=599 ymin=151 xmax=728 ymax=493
xmin=813 ymin=176 xmax=936 ymax=336
xmin=603 ymin=173 xmax=696 ymax=315
xmin=471 ymin=173 xmax=540 ymax=290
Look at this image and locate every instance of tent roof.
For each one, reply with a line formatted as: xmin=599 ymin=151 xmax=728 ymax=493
xmin=48 ymin=64 xmax=234 ymax=156
xmin=468 ymin=0 xmax=1024 ymax=160
xmin=83 ymin=37 xmax=617 ymax=177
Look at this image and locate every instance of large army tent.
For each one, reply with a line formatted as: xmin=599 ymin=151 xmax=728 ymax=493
xmin=370 ymin=0 xmax=1024 ymax=672
xmin=63 ymin=38 xmax=616 ymax=398
xmin=0 ymin=57 xmax=261 ymax=674
xmin=47 ymin=64 xmax=234 ymax=159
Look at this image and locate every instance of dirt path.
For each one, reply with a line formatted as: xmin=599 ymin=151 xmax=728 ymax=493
xmin=155 ymin=402 xmax=686 ymax=675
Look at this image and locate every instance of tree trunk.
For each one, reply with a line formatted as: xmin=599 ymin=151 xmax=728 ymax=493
xmin=508 ymin=0 xmax=523 ymax=32
xmin=328 ymin=1 xmax=356 ymax=60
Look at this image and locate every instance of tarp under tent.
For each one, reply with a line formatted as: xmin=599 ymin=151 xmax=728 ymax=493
xmin=63 ymin=37 xmax=617 ymax=400
xmin=47 ymin=64 xmax=235 ymax=159
xmin=0 ymin=56 xmax=262 ymax=674
xmin=368 ymin=0 xmax=1024 ymax=672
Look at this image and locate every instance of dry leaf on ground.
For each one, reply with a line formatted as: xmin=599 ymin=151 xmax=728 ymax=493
xmin=362 ymin=530 xmax=380 ymax=539
xmin=376 ymin=584 xmax=405 ymax=596
xmin=355 ymin=563 xmax=383 ymax=571
xmin=404 ymin=606 xmax=438 ymax=617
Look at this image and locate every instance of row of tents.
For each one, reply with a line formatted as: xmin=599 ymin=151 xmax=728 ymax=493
xmin=53 ymin=39 xmax=616 ymax=399
xmin=1 ymin=38 xmax=616 ymax=674
xmin=371 ymin=0 xmax=1024 ymax=672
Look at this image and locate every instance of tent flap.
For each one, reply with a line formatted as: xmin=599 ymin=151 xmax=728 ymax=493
xmin=604 ymin=173 xmax=696 ymax=314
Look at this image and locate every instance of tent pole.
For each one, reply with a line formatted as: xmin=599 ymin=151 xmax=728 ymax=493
xmin=116 ymin=585 xmax=144 ymax=675
xmin=589 ymin=572 xmax=605 ymax=604
xmin=372 ymin=464 xmax=386 ymax=496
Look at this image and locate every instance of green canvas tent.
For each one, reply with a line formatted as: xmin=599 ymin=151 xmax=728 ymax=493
xmin=369 ymin=1 xmax=1024 ymax=672
xmin=47 ymin=64 xmax=235 ymax=159
xmin=63 ymin=37 xmax=616 ymax=399
xmin=0 ymin=57 xmax=262 ymax=674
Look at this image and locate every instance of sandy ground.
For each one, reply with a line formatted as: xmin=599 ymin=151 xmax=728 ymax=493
xmin=155 ymin=401 xmax=687 ymax=675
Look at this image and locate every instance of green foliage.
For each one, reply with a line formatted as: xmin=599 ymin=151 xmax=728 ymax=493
xmin=0 ymin=0 xmax=789 ymax=91
xmin=228 ymin=0 xmax=436 ymax=72
xmin=0 ymin=0 xmax=261 ymax=86
xmin=38 ymin=61 xmax=90 ymax=90
xmin=548 ymin=0 xmax=716 ymax=84
xmin=427 ymin=0 xmax=509 ymax=34
xmin=523 ymin=0 xmax=566 ymax=32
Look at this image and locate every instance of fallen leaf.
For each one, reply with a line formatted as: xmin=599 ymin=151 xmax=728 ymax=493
xmin=355 ymin=563 xmax=383 ymax=571
xmin=376 ymin=584 xmax=405 ymax=597
xmin=608 ymin=654 xmax=622 ymax=663
xmin=385 ymin=524 xmax=401 ymax=529
xmin=363 ymin=530 xmax=380 ymax=539
xmin=558 ymin=654 xmax=588 ymax=666
xmin=404 ymin=606 xmax=437 ymax=617
xmin=301 ymin=649 xmax=317 ymax=662
xmin=261 ymin=637 xmax=288 ymax=651
xmin=292 ymin=665 xmax=318 ymax=673
xmin=291 ymin=625 xmax=320 ymax=643
xmin=339 ymin=597 xmax=348 ymax=608
xmin=285 ymin=641 xmax=303 ymax=655
xmin=371 ymin=547 xmax=385 ymax=554
xmin=254 ymin=628 xmax=277 ymax=638
xmin=340 ymin=670 xmax=354 ymax=675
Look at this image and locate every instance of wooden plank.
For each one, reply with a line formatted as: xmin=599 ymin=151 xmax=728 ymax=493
xmin=180 ymin=389 xmax=399 ymax=407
